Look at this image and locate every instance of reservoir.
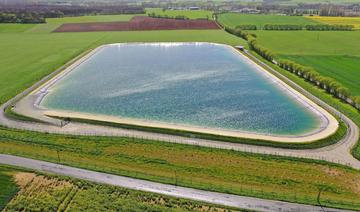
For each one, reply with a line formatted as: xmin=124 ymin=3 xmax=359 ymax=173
xmin=41 ymin=43 xmax=322 ymax=136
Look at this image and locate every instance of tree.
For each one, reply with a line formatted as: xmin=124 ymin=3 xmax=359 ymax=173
xmin=335 ymin=86 xmax=351 ymax=100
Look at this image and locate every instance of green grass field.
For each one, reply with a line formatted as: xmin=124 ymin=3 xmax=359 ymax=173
xmin=0 ymin=166 xmax=18 ymax=210
xmin=0 ymin=24 xmax=36 ymax=33
xmin=146 ymin=8 xmax=213 ymax=19
xmin=1 ymin=14 xmax=360 ymax=211
xmin=253 ymin=30 xmax=360 ymax=95
xmin=217 ymin=13 xmax=318 ymax=28
xmin=0 ymin=127 xmax=360 ymax=210
xmin=253 ymin=31 xmax=360 ymax=56
xmin=282 ymin=55 xmax=360 ymax=95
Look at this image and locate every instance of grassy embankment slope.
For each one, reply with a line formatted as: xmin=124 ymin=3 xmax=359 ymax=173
xmin=0 ymin=14 xmax=359 ymax=210
xmin=217 ymin=13 xmax=360 ymax=157
xmin=0 ymin=165 xmax=237 ymax=211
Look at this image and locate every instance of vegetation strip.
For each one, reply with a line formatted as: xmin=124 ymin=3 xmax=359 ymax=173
xmin=0 ymin=125 xmax=359 ymax=210
xmin=0 ymin=155 xmax=356 ymax=212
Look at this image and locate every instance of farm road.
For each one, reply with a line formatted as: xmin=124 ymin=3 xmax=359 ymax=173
xmin=0 ymin=154 xmax=356 ymax=212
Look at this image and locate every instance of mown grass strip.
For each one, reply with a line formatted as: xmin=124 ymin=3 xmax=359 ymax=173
xmin=49 ymin=115 xmax=347 ymax=150
xmin=0 ymin=126 xmax=359 ymax=210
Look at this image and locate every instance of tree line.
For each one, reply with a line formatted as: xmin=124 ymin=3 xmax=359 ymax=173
xmin=0 ymin=3 xmax=145 ymax=18
xmin=148 ymin=13 xmax=190 ymax=20
xmin=278 ymin=59 xmax=351 ymax=100
xmin=262 ymin=24 xmax=353 ymax=31
xmin=230 ymin=24 xmax=354 ymax=31
xmin=263 ymin=24 xmax=303 ymax=30
xmin=222 ymin=26 xmax=360 ymax=111
xmin=0 ymin=12 xmax=45 ymax=24
xmin=236 ymin=25 xmax=257 ymax=30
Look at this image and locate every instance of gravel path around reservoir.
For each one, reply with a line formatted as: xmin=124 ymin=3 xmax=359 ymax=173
xmin=12 ymin=43 xmax=339 ymax=143
xmin=0 ymin=46 xmax=359 ymax=170
xmin=0 ymin=154 xmax=356 ymax=212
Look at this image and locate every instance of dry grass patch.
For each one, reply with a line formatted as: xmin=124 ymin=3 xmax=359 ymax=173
xmin=3 ymin=172 xmax=237 ymax=211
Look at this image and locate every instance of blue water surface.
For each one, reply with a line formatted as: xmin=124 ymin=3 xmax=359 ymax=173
xmin=42 ymin=43 xmax=320 ymax=135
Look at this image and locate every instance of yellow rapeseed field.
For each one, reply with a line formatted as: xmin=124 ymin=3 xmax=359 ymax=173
xmin=307 ymin=16 xmax=360 ymax=29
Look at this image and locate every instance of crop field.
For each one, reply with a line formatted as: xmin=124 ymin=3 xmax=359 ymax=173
xmin=146 ymin=8 xmax=213 ymax=19
xmin=26 ymin=14 xmax=141 ymax=33
xmin=54 ymin=16 xmax=219 ymax=32
xmin=307 ymin=16 xmax=360 ymax=30
xmin=0 ymin=127 xmax=360 ymax=210
xmin=0 ymin=166 xmax=18 ymax=210
xmin=217 ymin=13 xmax=319 ymax=28
xmin=2 ymin=168 xmax=235 ymax=211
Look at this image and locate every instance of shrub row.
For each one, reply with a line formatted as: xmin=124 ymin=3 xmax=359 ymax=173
xmin=148 ymin=13 xmax=191 ymax=20
xmin=278 ymin=59 xmax=351 ymax=101
xmin=223 ymin=26 xmax=360 ymax=111
xmin=0 ymin=12 xmax=45 ymax=24
xmin=263 ymin=24 xmax=303 ymax=30
xmin=224 ymin=26 xmax=255 ymax=40
xmin=235 ymin=24 xmax=257 ymax=30
xmin=248 ymin=38 xmax=274 ymax=62
xmin=305 ymin=24 xmax=354 ymax=31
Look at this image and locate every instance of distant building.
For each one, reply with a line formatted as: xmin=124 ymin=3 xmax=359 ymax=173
xmin=189 ymin=7 xmax=200 ymax=10
xmin=237 ymin=8 xmax=261 ymax=14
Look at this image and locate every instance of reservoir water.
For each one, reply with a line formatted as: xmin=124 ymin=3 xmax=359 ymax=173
xmin=42 ymin=43 xmax=320 ymax=135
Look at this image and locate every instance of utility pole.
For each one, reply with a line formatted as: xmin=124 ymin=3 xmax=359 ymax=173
xmin=174 ymin=170 xmax=178 ymax=186
xmin=317 ymin=187 xmax=327 ymax=212
xmin=57 ymin=150 xmax=61 ymax=164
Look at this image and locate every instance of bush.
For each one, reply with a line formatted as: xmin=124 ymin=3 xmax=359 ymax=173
xmin=0 ymin=12 xmax=45 ymax=24
xmin=235 ymin=24 xmax=257 ymax=30
xmin=263 ymin=24 xmax=303 ymax=30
